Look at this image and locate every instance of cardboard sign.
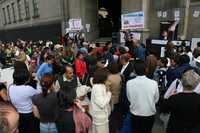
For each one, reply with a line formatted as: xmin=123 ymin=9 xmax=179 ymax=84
xmin=86 ymin=24 xmax=90 ymax=32
xmin=69 ymin=19 xmax=83 ymax=31
xmin=157 ymin=11 xmax=162 ymax=18
xmin=193 ymin=11 xmax=200 ymax=18
xmin=162 ymin=11 xmax=167 ymax=18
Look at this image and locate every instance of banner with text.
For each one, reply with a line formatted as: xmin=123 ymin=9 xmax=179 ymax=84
xmin=121 ymin=11 xmax=144 ymax=30
xmin=69 ymin=19 xmax=83 ymax=31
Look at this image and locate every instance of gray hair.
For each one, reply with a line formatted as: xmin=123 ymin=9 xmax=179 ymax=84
xmin=181 ymin=70 xmax=200 ymax=91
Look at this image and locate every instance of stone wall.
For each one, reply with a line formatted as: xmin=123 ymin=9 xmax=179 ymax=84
xmin=0 ymin=0 xmax=62 ymax=30
xmin=187 ymin=2 xmax=200 ymax=39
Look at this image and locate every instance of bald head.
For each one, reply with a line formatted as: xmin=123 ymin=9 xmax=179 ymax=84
xmin=0 ymin=102 xmax=19 ymax=133
xmin=65 ymin=65 xmax=74 ymax=80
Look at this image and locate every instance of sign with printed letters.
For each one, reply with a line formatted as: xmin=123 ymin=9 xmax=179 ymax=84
xmin=121 ymin=11 xmax=144 ymax=30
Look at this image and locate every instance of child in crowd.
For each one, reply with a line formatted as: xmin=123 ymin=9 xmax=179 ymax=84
xmin=154 ymin=57 xmax=168 ymax=95
xmin=76 ymin=85 xmax=91 ymax=112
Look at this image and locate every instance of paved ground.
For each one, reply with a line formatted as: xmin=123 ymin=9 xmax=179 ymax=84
xmin=109 ymin=107 xmax=168 ymax=133
xmin=152 ymin=116 xmax=166 ymax=133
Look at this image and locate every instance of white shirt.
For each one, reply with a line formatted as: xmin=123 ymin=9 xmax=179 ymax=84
xmin=15 ymin=50 xmax=20 ymax=56
xmin=164 ymin=79 xmax=200 ymax=99
xmin=120 ymin=62 xmax=129 ymax=75
xmin=187 ymin=52 xmax=193 ymax=65
xmin=8 ymin=85 xmax=41 ymax=113
xmin=127 ymin=76 xmax=159 ymax=116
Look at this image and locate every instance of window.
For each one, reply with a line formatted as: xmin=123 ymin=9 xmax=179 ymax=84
xmin=24 ymin=0 xmax=30 ymax=19
xmin=11 ymin=3 xmax=16 ymax=23
xmin=6 ymin=5 xmax=11 ymax=24
xmin=17 ymin=0 xmax=23 ymax=21
xmin=32 ymin=0 xmax=39 ymax=18
xmin=2 ymin=8 xmax=7 ymax=25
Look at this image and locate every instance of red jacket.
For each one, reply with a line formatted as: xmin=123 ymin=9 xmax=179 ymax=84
xmin=75 ymin=59 xmax=87 ymax=80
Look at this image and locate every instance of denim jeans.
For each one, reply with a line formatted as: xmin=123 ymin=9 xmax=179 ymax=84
xmin=40 ymin=122 xmax=58 ymax=133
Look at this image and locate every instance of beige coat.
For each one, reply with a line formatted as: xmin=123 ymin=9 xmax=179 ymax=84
xmin=107 ymin=74 xmax=122 ymax=106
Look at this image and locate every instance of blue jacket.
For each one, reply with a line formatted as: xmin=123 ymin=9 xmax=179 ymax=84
xmin=133 ymin=45 xmax=146 ymax=61
xmin=171 ymin=64 xmax=191 ymax=81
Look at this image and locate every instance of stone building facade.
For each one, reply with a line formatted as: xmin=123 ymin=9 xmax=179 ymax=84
xmin=0 ymin=0 xmax=63 ymax=41
xmin=122 ymin=0 xmax=200 ymax=42
xmin=0 ymin=0 xmax=98 ymax=42
xmin=0 ymin=0 xmax=199 ymax=42
xmin=188 ymin=1 xmax=200 ymax=39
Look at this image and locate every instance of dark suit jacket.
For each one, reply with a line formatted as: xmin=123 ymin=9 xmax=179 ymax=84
xmin=121 ymin=61 xmax=134 ymax=82
xmin=120 ymin=60 xmax=135 ymax=114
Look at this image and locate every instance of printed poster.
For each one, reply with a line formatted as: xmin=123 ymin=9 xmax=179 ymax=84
xmin=121 ymin=11 xmax=144 ymax=30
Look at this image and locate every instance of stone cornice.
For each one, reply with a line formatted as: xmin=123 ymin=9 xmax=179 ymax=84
xmin=190 ymin=2 xmax=200 ymax=6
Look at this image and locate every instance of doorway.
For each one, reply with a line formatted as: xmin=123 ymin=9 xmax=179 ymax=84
xmin=98 ymin=0 xmax=121 ymax=38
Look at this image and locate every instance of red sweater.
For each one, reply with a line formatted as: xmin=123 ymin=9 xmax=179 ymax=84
xmin=75 ymin=59 xmax=87 ymax=80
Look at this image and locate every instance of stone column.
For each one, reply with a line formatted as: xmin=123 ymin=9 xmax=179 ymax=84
xmin=142 ymin=0 xmax=150 ymax=43
xmin=182 ymin=0 xmax=190 ymax=39
xmin=61 ymin=0 xmax=69 ymax=36
xmin=143 ymin=0 xmax=150 ymax=29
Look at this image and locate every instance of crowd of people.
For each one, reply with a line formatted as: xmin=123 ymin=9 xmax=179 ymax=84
xmin=0 ymin=36 xmax=200 ymax=133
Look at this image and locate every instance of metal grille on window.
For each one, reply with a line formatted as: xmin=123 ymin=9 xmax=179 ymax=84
xmin=11 ymin=3 xmax=16 ymax=23
xmin=2 ymin=8 xmax=7 ymax=25
xmin=24 ymin=0 xmax=30 ymax=19
xmin=6 ymin=5 xmax=11 ymax=24
xmin=17 ymin=0 xmax=23 ymax=21
xmin=32 ymin=0 xmax=39 ymax=18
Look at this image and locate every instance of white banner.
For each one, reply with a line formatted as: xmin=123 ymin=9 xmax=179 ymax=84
xmin=121 ymin=11 xmax=144 ymax=30
xmin=69 ymin=19 xmax=83 ymax=31
xmin=157 ymin=11 xmax=162 ymax=18
xmin=130 ymin=32 xmax=141 ymax=40
xmin=0 ymin=67 xmax=14 ymax=87
xmin=86 ymin=24 xmax=90 ymax=32
xmin=192 ymin=38 xmax=200 ymax=51
xmin=162 ymin=11 xmax=167 ymax=18
xmin=193 ymin=11 xmax=200 ymax=18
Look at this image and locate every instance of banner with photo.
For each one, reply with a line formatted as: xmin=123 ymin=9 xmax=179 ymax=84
xmin=121 ymin=11 xmax=144 ymax=30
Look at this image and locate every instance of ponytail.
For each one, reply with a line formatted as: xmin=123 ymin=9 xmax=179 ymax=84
xmin=40 ymin=74 xmax=54 ymax=97
xmin=42 ymin=87 xmax=48 ymax=97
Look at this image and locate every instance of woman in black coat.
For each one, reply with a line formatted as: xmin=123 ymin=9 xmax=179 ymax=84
xmin=161 ymin=70 xmax=200 ymax=133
